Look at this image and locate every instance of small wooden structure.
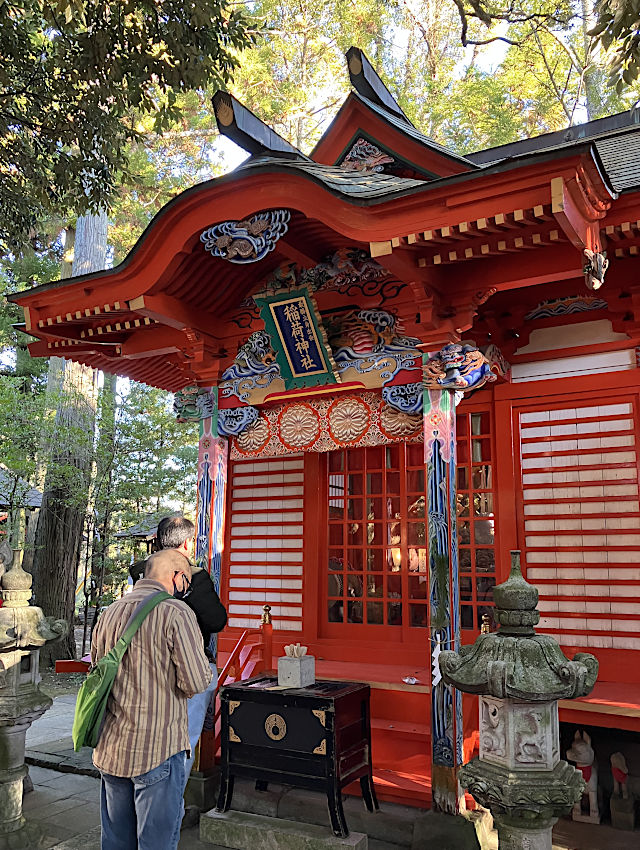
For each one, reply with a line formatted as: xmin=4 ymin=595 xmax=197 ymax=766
xmin=10 ymin=48 xmax=640 ymax=812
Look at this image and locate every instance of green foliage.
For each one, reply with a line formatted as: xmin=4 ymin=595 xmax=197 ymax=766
xmin=592 ymin=0 xmax=640 ymax=90
xmin=0 ymin=0 xmax=253 ymax=252
xmin=110 ymin=382 xmax=198 ymax=519
xmin=230 ymin=0 xmax=394 ymax=150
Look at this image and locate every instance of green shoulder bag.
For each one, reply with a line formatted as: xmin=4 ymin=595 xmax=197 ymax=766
xmin=72 ymin=591 xmax=172 ymax=751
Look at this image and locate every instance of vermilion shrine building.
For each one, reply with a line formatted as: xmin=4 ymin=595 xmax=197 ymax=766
xmin=10 ymin=49 xmax=640 ymax=812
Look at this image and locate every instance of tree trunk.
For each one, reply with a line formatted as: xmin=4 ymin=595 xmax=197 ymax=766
xmin=24 ymin=229 xmax=75 ymax=575
xmin=91 ymin=371 xmax=117 ymax=608
xmin=581 ymin=0 xmax=599 ymax=120
xmin=32 ymin=211 xmax=107 ymax=666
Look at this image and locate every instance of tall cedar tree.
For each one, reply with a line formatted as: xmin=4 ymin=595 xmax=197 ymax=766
xmin=0 ymin=1 xmax=252 ymax=252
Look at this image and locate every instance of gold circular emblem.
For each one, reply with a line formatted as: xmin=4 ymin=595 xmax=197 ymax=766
xmin=264 ymin=713 xmax=287 ymax=741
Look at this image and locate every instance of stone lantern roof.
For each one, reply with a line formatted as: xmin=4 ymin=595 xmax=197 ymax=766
xmin=439 ymin=551 xmax=598 ymax=702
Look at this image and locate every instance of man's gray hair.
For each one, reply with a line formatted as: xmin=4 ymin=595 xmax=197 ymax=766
xmin=157 ymin=515 xmax=195 ymax=551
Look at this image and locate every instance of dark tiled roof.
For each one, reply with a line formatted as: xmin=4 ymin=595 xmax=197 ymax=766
xmin=237 ymin=155 xmax=425 ymax=198
xmin=467 ymin=110 xmax=640 ymax=164
xmin=114 ymin=510 xmax=182 ymax=540
xmin=594 ymin=131 xmax=640 ymax=192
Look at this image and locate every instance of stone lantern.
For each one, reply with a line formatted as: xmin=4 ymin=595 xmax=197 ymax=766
xmin=0 ymin=544 xmax=67 ymax=848
xmin=439 ymin=551 xmax=598 ymax=850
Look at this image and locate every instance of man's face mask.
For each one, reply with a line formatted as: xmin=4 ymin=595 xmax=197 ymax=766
xmin=172 ymin=570 xmax=192 ymax=600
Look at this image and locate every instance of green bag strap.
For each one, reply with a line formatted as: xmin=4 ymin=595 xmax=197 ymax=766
xmin=111 ymin=591 xmax=172 ymax=663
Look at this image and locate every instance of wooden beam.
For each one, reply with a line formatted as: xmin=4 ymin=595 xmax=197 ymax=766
xmin=128 ymin=294 xmax=221 ymax=336
xmin=346 ymin=46 xmax=411 ymax=123
xmin=551 ymin=175 xmax=603 ymax=252
xmin=212 ymin=91 xmax=305 ymax=159
xmin=369 ymin=241 xmax=393 ymax=258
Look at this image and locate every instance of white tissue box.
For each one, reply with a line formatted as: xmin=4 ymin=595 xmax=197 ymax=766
xmin=278 ymin=654 xmax=315 ymax=688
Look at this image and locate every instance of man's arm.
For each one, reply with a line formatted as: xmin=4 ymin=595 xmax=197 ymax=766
xmin=170 ymin=604 xmax=213 ymax=697
xmin=186 ymin=569 xmax=227 ymax=634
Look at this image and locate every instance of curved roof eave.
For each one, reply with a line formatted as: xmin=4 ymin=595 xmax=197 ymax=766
xmin=8 ymin=142 xmax=617 ymax=305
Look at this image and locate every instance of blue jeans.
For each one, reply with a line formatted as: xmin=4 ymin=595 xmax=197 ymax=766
xmin=185 ymin=662 xmax=218 ymax=784
xmin=100 ymin=750 xmax=186 ymax=850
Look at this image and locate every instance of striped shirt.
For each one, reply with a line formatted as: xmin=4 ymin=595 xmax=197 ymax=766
xmin=91 ymin=578 xmax=212 ymax=777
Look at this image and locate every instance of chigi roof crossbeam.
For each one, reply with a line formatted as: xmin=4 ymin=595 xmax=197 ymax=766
xmin=345 ymin=46 xmax=411 ymax=125
xmin=212 ymin=91 xmax=307 ymax=160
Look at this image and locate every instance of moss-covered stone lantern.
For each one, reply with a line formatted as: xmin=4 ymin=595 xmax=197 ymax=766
xmin=439 ymin=551 xmax=598 ymax=850
xmin=0 ymin=544 xmax=68 ymax=848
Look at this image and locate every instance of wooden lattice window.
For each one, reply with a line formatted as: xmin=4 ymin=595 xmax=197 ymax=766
xmin=326 ymin=443 xmax=428 ymax=634
xmin=456 ymin=409 xmax=496 ymax=631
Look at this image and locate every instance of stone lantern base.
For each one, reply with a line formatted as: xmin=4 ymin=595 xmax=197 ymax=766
xmin=459 ymin=758 xmax=585 ymax=850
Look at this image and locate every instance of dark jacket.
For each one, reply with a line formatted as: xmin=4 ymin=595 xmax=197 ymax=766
xmin=185 ymin=566 xmax=227 ymax=658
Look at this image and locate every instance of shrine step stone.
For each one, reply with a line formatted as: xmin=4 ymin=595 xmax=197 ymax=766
xmin=200 ymin=810 xmax=368 ymax=850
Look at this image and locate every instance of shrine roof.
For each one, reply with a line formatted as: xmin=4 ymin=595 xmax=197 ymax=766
xmin=468 ymin=111 xmax=640 ymax=193
xmin=328 ymin=91 xmax=476 ymax=169
xmin=467 ymin=109 xmax=639 ymax=163
xmin=237 ymin=154 xmax=426 ymax=197
xmin=593 ymin=130 xmax=640 ymax=192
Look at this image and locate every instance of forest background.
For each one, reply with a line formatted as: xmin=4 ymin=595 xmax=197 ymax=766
xmin=1 ymin=0 xmax=639 ymax=663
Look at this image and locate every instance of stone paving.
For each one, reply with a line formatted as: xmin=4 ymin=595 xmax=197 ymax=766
xmin=21 ymin=695 xmax=640 ymax=850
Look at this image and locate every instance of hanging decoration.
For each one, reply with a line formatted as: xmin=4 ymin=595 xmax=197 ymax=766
xmin=583 ymin=249 xmax=609 ymax=291
xmin=200 ymin=209 xmax=291 ymax=264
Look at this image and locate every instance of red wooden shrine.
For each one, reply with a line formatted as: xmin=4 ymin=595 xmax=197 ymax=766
xmin=10 ymin=48 xmax=640 ymax=810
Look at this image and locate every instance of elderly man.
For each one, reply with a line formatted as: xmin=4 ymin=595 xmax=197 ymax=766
xmin=155 ymin=516 xmax=226 ymax=787
xmin=92 ymin=549 xmax=212 ymax=850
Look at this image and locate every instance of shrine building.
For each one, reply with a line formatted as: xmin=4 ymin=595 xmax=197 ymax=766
xmin=10 ymin=49 xmax=640 ymax=812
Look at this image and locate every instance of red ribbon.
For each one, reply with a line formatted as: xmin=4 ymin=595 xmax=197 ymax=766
xmin=578 ymin=765 xmax=592 ymax=782
xmin=612 ymin=766 xmax=627 ymax=784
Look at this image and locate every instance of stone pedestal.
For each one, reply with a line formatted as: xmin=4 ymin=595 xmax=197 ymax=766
xmin=200 ymin=810 xmax=367 ymax=849
xmin=185 ymin=766 xmax=220 ymax=812
xmin=494 ymin=821 xmax=553 ymax=850
xmin=610 ymin=795 xmax=636 ymax=831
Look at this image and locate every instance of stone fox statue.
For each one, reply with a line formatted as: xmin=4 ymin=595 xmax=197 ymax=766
xmin=566 ymin=730 xmax=600 ymax=822
xmin=610 ymin=752 xmax=629 ymax=799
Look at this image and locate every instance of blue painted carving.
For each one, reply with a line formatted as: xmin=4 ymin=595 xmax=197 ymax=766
xmin=424 ymin=343 xmax=496 ymax=391
xmin=382 ymin=382 xmax=423 ymax=414
xmin=200 ymin=209 xmax=291 ymax=264
xmin=219 ymin=330 xmax=282 ymax=404
xmin=524 ymin=294 xmax=608 ymax=321
xmin=218 ymin=406 xmax=259 ymax=437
